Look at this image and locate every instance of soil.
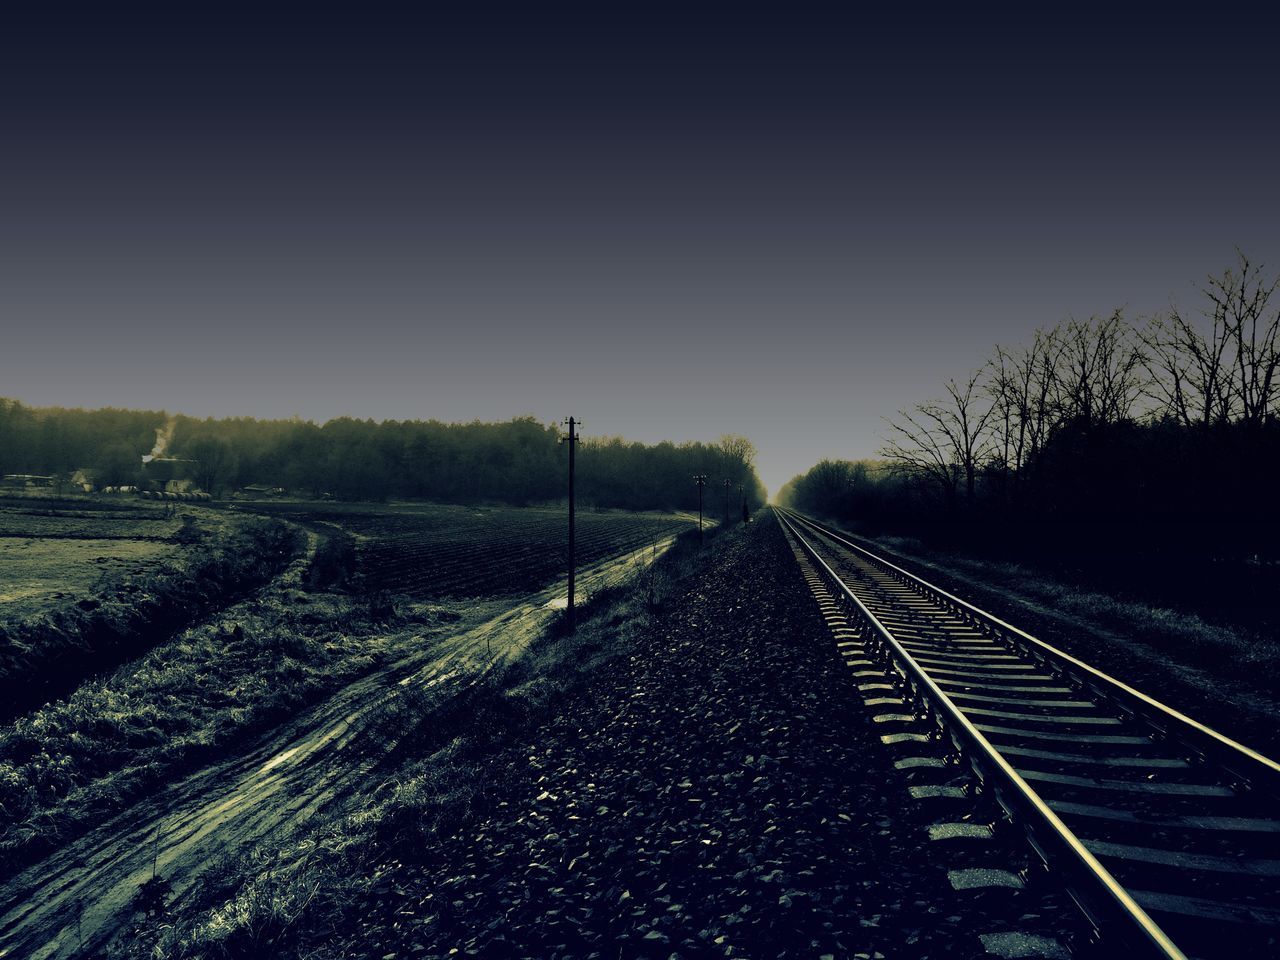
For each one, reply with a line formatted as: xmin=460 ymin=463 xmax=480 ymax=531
xmin=239 ymin=500 xmax=694 ymax=600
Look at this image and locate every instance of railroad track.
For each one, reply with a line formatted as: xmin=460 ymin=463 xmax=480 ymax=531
xmin=775 ymin=507 xmax=1280 ymax=960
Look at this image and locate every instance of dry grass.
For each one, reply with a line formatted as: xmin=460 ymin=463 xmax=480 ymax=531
xmin=0 ymin=516 xmax=298 ymax=720
xmin=0 ymin=537 xmax=177 ymax=620
xmin=869 ymin=532 xmax=1280 ymax=690
xmin=0 ymin=538 xmax=439 ymax=874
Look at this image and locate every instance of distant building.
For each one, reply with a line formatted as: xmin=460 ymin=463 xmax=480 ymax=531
xmin=1 ymin=474 xmax=54 ymax=489
xmin=140 ymin=457 xmax=197 ymax=489
xmin=238 ymin=483 xmax=286 ymax=498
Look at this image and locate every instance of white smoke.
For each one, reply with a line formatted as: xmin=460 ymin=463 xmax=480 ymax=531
xmin=141 ymin=419 xmax=176 ymax=464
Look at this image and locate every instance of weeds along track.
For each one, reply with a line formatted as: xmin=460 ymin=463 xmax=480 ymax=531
xmin=776 ymin=508 xmax=1280 ymax=960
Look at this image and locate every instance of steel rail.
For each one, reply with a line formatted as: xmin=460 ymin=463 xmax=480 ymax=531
xmin=780 ymin=508 xmax=1280 ymax=798
xmin=775 ymin=507 xmax=1186 ymax=960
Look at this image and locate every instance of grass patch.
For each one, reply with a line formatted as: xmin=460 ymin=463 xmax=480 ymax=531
xmin=0 ymin=537 xmax=177 ymax=620
xmin=0 ymin=516 xmax=299 ymax=721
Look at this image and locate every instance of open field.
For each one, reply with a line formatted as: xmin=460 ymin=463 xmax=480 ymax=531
xmin=0 ymin=500 xmax=695 ymax=958
xmin=0 ymin=537 xmax=175 ymax=621
xmin=0 ymin=499 xmax=199 ymax=623
xmin=0 ymin=501 xmax=184 ymax=539
xmin=241 ymin=500 xmax=695 ymax=598
xmin=0 ymin=500 xmax=188 ymax=620
xmin=0 ymin=499 xmax=298 ymax=722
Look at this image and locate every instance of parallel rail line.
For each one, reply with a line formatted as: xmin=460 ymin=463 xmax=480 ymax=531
xmin=775 ymin=507 xmax=1280 ymax=960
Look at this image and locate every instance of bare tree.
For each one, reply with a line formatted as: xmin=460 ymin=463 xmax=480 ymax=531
xmin=1215 ymin=253 xmax=1280 ymax=428
xmin=882 ymin=405 xmax=960 ymax=504
xmin=988 ymin=345 xmax=1017 ymax=481
xmin=189 ymin=437 xmax=237 ymax=497
xmin=1142 ymin=253 xmax=1280 ymax=428
xmin=987 ymin=325 xmax=1067 ymax=486
xmin=1142 ymin=310 xmax=1199 ymax=426
xmin=1142 ymin=300 xmax=1235 ymax=427
xmin=1056 ymin=311 xmax=1146 ymax=428
xmin=716 ymin=434 xmax=758 ymax=470
xmin=882 ymin=369 xmax=995 ymax=506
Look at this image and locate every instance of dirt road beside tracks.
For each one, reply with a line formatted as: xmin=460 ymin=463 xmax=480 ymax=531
xmin=0 ymin=539 xmax=673 ymax=960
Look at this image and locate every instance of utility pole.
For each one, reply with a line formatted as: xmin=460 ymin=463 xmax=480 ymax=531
xmin=562 ymin=417 xmax=579 ymax=631
xmin=722 ymin=478 xmax=732 ymax=526
xmin=693 ymin=474 xmax=708 ymax=544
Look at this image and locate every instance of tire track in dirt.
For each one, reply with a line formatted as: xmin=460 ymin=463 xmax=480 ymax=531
xmin=0 ymin=537 xmax=677 ymax=960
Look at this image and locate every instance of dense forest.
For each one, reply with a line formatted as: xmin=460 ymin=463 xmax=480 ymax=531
xmin=778 ymin=253 xmax=1280 ymax=619
xmin=0 ymin=402 xmax=766 ymax=513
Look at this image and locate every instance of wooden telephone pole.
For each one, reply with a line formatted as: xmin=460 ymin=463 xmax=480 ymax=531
xmin=563 ymin=417 xmax=579 ymax=631
xmin=694 ymin=474 xmax=708 ymax=544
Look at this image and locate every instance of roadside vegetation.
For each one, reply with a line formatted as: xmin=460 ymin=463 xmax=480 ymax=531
xmin=115 ymin=523 xmax=730 ymax=959
xmin=0 ymin=511 xmax=298 ymax=721
xmin=0 ymin=522 xmax=455 ymax=875
xmin=0 ymin=500 xmax=699 ymax=889
xmin=778 ymin=252 xmax=1280 ymax=637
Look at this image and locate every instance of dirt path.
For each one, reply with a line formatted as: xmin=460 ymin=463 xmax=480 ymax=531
xmin=0 ymin=537 xmax=676 ymax=960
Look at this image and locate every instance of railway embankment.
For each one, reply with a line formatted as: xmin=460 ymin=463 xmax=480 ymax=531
xmin=133 ymin=513 xmax=1089 ymax=959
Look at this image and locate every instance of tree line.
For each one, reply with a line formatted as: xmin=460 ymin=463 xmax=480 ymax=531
xmin=778 ymin=252 xmax=1280 ymax=594
xmin=0 ymin=402 xmax=766 ymax=513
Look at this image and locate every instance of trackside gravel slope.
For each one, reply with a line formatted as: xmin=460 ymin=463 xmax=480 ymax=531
xmin=144 ymin=514 xmax=1096 ymax=959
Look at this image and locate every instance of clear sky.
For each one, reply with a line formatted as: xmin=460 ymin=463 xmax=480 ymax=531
xmin=3 ymin=10 xmax=1278 ymax=495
